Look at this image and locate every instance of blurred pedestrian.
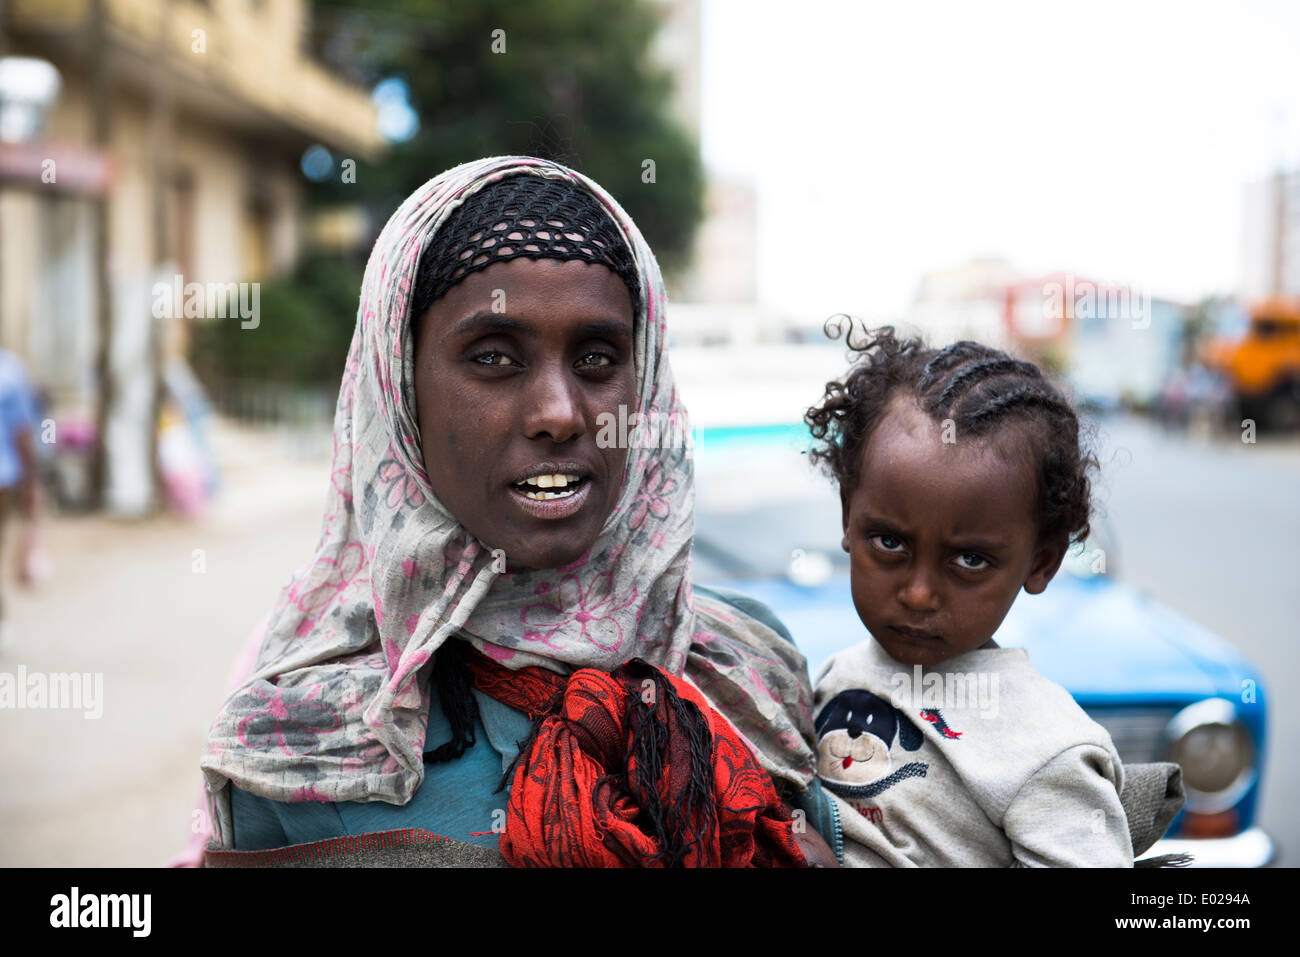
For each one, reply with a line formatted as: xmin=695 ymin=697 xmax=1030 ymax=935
xmin=0 ymin=348 xmax=45 ymax=651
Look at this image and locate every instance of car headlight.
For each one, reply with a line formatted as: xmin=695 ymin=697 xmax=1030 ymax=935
xmin=1166 ymin=698 xmax=1256 ymax=814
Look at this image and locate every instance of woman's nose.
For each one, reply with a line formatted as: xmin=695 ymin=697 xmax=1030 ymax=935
xmin=523 ymin=366 xmax=585 ymax=443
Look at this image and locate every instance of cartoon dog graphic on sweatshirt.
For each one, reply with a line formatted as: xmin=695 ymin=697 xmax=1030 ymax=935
xmin=815 ymin=689 xmax=931 ymax=799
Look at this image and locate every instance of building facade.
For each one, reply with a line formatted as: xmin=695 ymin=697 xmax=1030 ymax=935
xmin=0 ymin=0 xmax=382 ymax=513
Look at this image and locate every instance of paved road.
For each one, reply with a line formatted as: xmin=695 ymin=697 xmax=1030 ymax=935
xmin=0 ymin=421 xmax=332 ymax=866
xmin=1089 ymin=414 xmax=1300 ymax=865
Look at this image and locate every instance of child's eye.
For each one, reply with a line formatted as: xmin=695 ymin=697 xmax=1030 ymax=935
xmin=955 ymin=553 xmax=989 ymax=570
xmin=870 ymin=534 xmax=905 ymax=553
xmin=473 ymin=351 xmax=517 ymax=367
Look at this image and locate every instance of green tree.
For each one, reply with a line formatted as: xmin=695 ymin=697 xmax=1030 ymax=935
xmin=191 ymin=255 xmax=363 ymax=392
xmin=310 ymin=0 xmax=704 ymax=277
xmin=197 ymin=0 xmax=703 ymax=394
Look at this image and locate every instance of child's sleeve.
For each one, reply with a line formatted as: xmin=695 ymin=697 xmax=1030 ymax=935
xmin=1002 ymin=743 xmax=1134 ymax=868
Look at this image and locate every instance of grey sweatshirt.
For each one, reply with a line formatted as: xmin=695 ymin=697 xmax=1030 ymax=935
xmin=813 ymin=638 xmax=1133 ymax=867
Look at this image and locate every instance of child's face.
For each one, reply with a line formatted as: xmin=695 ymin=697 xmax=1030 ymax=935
xmin=841 ymin=395 xmax=1065 ymax=667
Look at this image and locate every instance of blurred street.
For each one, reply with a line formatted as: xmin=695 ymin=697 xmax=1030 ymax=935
xmin=1092 ymin=414 xmax=1300 ymax=865
xmin=0 ymin=410 xmax=1294 ymax=866
xmin=0 ymin=419 xmax=332 ymax=866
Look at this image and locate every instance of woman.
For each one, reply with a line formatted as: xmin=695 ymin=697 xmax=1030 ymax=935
xmin=197 ymin=156 xmax=839 ymax=867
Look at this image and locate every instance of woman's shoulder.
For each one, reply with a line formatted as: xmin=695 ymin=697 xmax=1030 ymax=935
xmin=226 ymin=678 xmax=522 ymax=851
xmin=692 ymin=583 xmax=796 ymax=647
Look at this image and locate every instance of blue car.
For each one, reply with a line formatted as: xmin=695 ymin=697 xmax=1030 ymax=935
xmin=690 ymin=422 xmax=1272 ymax=867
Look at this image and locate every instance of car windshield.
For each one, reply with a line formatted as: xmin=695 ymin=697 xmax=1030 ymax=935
xmin=690 ymin=423 xmax=846 ymax=583
xmin=689 ymin=420 xmax=1106 ymax=585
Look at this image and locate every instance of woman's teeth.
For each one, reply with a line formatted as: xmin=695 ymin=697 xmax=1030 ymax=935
xmin=516 ymin=473 xmax=582 ymax=500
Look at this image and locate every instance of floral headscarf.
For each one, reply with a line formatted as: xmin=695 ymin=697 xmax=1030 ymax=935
xmin=200 ymin=157 xmax=815 ymax=843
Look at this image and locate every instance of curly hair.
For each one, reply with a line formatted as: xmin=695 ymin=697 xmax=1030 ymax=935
xmin=804 ymin=319 xmax=1099 ymax=547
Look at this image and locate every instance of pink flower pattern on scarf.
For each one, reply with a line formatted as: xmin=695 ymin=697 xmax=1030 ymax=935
xmin=236 ymin=685 xmax=341 ymax=757
xmin=377 ymin=451 xmax=426 ymax=509
xmin=628 ymin=461 xmax=676 ymax=530
xmin=523 ymin=572 xmax=640 ymax=652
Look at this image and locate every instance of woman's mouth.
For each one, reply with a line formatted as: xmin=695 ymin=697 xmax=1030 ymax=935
xmin=508 ymin=471 xmax=593 ymax=520
xmin=512 ymin=473 xmax=586 ymax=501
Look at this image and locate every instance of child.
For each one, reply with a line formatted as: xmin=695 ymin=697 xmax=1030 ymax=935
xmin=803 ymin=328 xmax=1132 ymax=867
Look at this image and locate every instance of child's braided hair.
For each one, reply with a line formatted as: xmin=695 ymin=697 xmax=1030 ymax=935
xmin=804 ymin=320 xmax=1099 ymax=548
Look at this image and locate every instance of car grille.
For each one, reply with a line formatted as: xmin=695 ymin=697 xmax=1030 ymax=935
xmin=1083 ymin=707 xmax=1176 ymax=765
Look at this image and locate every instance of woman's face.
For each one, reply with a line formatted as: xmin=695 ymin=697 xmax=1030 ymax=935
xmin=413 ymin=257 xmax=637 ymax=570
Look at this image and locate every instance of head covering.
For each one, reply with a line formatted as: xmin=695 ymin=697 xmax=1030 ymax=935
xmin=199 ymin=156 xmax=815 ymax=838
xmin=411 ymin=173 xmax=642 ymax=320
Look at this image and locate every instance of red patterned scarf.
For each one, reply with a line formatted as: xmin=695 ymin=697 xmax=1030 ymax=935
xmin=462 ymin=646 xmax=808 ymax=867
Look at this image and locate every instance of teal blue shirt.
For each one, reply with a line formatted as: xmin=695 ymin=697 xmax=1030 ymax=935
xmin=227 ymin=585 xmax=840 ymax=856
xmin=229 ymin=685 xmax=531 ymax=849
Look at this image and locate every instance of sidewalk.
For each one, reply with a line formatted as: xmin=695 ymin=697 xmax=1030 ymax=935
xmin=0 ymin=417 xmax=332 ymax=866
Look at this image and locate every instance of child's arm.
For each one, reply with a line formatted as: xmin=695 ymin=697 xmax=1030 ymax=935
xmin=1003 ymin=744 xmax=1133 ymax=867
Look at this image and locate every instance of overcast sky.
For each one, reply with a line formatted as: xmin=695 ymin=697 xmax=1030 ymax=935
xmin=701 ymin=0 xmax=1300 ymax=319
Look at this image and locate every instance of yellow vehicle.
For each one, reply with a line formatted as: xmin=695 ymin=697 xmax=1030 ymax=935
xmin=1202 ymin=297 xmax=1300 ymax=430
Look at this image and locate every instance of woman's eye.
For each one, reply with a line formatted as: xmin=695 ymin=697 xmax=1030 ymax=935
xmin=955 ymin=553 xmax=989 ymax=570
xmin=577 ymin=352 xmax=613 ymax=368
xmin=473 ymin=352 xmax=516 ymax=367
xmin=870 ymin=534 xmax=904 ymax=552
